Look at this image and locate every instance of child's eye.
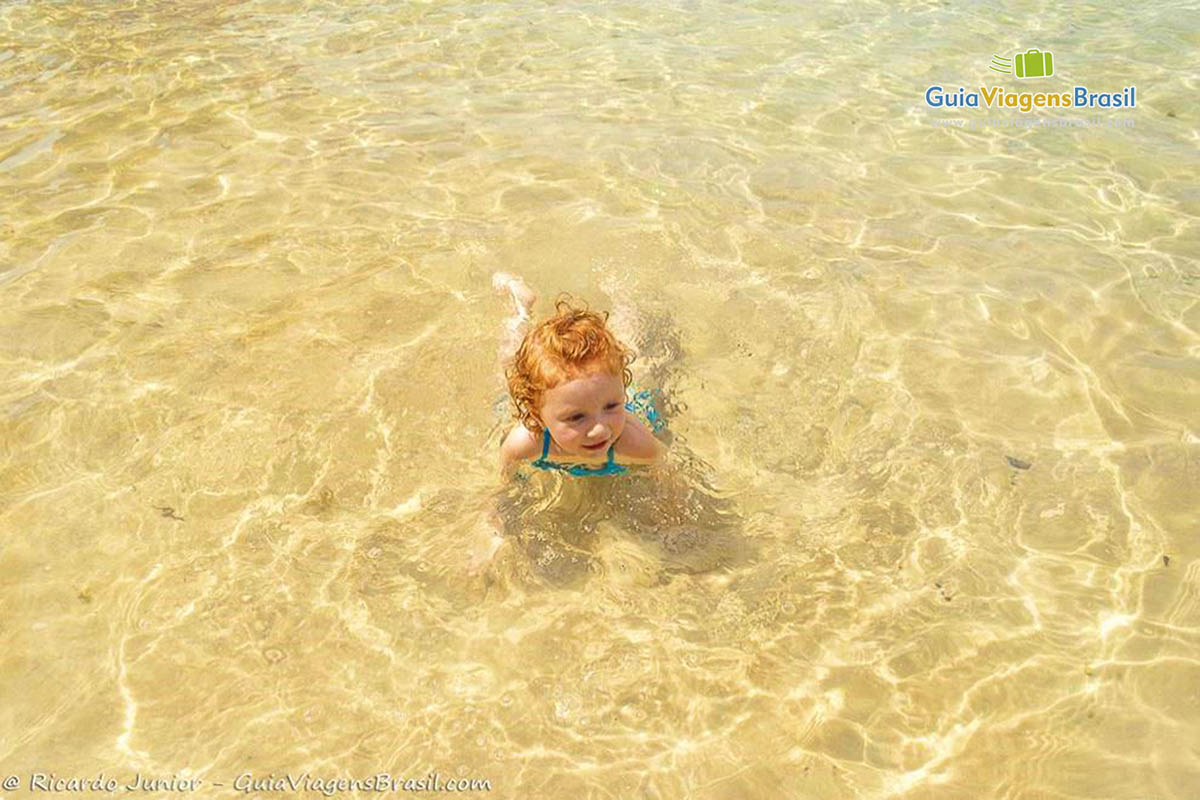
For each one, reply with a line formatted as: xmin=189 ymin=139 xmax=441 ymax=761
xmin=569 ymin=414 xmax=584 ymax=421
xmin=605 ymin=403 xmax=620 ymax=410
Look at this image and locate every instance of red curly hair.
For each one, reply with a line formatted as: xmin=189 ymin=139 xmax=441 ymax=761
xmin=505 ymin=296 xmax=634 ymax=432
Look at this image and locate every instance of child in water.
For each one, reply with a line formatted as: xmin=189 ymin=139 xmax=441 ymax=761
xmin=472 ymin=275 xmax=737 ymax=578
xmin=493 ymin=272 xmax=666 ymax=476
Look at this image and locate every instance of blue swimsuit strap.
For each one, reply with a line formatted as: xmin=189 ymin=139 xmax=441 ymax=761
xmin=531 ymin=428 xmax=627 ymax=477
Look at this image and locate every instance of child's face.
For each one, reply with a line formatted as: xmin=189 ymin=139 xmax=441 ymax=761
xmin=537 ymin=369 xmax=626 ymax=457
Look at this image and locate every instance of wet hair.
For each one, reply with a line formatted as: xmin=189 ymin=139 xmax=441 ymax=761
xmin=505 ymin=295 xmax=634 ymax=432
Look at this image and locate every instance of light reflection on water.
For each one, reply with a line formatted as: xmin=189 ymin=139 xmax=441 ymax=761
xmin=1 ymin=0 xmax=1197 ymax=797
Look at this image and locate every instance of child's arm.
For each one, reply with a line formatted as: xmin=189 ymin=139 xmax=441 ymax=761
xmin=468 ymin=427 xmax=538 ymax=575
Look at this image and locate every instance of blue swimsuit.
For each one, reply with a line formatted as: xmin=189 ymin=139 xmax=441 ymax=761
xmin=531 ymin=428 xmax=627 ymax=477
xmin=529 ymin=389 xmax=664 ymax=478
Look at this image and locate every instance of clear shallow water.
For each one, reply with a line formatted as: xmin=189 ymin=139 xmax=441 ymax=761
xmin=1 ymin=1 xmax=1198 ymax=797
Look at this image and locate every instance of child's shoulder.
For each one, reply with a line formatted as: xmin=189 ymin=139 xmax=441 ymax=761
xmin=614 ymin=412 xmax=665 ymax=462
xmin=499 ymin=424 xmax=541 ymax=467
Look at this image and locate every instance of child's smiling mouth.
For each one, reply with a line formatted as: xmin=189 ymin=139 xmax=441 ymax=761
xmin=582 ymin=439 xmax=608 ymax=451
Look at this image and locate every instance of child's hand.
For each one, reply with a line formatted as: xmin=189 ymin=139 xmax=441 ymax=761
xmin=466 ymin=536 xmax=506 ymax=576
xmin=466 ymin=507 xmax=509 ymax=576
